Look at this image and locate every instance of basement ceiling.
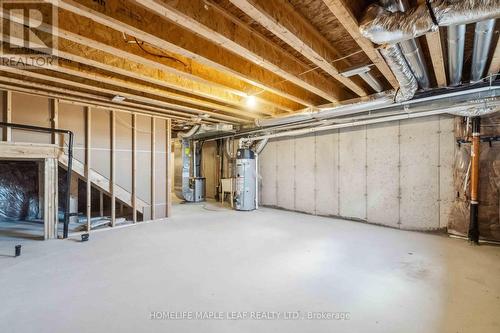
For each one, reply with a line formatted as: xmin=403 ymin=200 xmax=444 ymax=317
xmin=0 ymin=0 xmax=498 ymax=128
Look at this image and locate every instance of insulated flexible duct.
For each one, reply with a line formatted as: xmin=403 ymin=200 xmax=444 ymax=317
xmin=381 ymin=0 xmax=431 ymax=89
xmin=379 ymin=44 xmax=418 ymax=102
xmin=360 ymin=0 xmax=500 ymax=45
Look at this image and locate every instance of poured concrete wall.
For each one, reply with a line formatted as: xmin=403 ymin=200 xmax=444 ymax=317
xmin=259 ymin=115 xmax=455 ymax=231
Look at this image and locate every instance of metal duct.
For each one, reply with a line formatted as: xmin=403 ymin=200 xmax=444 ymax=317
xmin=379 ymin=44 xmax=418 ymax=101
xmin=447 ymin=24 xmax=466 ymax=86
xmin=242 ymin=94 xmax=500 ymax=142
xmin=382 ymin=0 xmax=431 ymax=90
xmin=360 ymin=0 xmax=500 ymax=45
xmin=359 ymin=71 xmax=384 ymax=92
xmin=471 ymin=19 xmax=497 ymax=82
xmin=255 ymin=91 xmax=395 ymax=127
xmin=177 ymin=125 xmax=200 ymax=139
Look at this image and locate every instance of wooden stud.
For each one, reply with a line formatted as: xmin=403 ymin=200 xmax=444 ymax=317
xmin=166 ymin=118 xmax=172 ymax=218
xmin=2 ymin=90 xmax=12 ymax=141
xmin=110 ymin=110 xmax=116 ymax=226
xmin=132 ymin=113 xmax=137 ymax=223
xmin=151 ymin=117 xmax=156 ymax=220
xmin=322 ymin=0 xmax=399 ymax=89
xmin=85 ymin=106 xmax=92 ymax=231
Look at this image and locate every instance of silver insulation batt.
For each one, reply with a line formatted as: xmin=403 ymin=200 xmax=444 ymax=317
xmin=379 ymin=44 xmax=418 ymax=102
xmin=360 ymin=0 xmax=500 ymax=45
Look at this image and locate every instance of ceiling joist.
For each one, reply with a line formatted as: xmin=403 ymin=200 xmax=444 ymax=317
xmin=321 ymin=0 xmax=399 ymax=90
xmin=51 ymin=0 xmax=324 ymax=107
xmin=228 ymin=0 xmax=368 ymax=97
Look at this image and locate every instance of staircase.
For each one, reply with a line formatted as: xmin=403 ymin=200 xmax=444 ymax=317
xmin=58 ymin=154 xmax=148 ymax=214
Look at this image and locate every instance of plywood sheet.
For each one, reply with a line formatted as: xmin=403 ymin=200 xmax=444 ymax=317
xmin=315 ymin=129 xmax=339 ymax=216
xmin=90 ymin=108 xmax=110 ymax=179
xmin=366 ymin=122 xmax=400 ymax=227
xmin=276 ymin=138 xmax=295 ymax=210
xmin=339 ymin=127 xmax=366 ymax=220
xmin=259 ymin=139 xmax=277 ymax=206
xmin=400 ymin=117 xmax=440 ymax=230
xmin=58 ymin=102 xmax=86 ymax=163
xmin=11 ymin=92 xmax=51 ymax=144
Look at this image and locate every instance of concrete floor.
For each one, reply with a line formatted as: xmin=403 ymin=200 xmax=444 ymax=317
xmin=1 ymin=201 xmax=499 ymax=333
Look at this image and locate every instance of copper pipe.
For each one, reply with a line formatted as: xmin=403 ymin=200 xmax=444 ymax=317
xmin=468 ymin=117 xmax=481 ymax=243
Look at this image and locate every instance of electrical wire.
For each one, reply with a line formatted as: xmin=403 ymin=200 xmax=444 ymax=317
xmin=132 ymin=37 xmax=188 ymax=68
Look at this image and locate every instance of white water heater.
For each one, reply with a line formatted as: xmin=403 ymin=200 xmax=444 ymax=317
xmin=234 ymin=148 xmax=256 ymax=211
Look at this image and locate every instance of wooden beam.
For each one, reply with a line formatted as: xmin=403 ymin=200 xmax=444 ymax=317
xmin=110 ymin=110 xmax=116 ymax=227
xmin=85 ymin=106 xmax=91 ymax=231
xmin=322 ymin=0 xmax=399 ymax=89
xmin=229 ymin=0 xmax=367 ymax=97
xmin=53 ymin=0 xmax=330 ymax=105
xmin=132 ymin=113 xmax=137 ymax=223
xmin=0 ymin=141 xmax=60 ymax=159
xmin=0 ymin=73 xmax=215 ymax=123
xmin=151 ymin=117 xmax=156 ymax=220
xmin=55 ymin=10 xmax=301 ymax=112
xmin=0 ymin=64 xmax=248 ymax=123
xmin=425 ymin=31 xmax=447 ymax=87
xmin=2 ymin=90 xmax=12 ymax=141
xmin=135 ymin=0 xmax=349 ymax=102
xmin=488 ymin=38 xmax=500 ymax=76
xmin=166 ymin=118 xmax=172 ymax=218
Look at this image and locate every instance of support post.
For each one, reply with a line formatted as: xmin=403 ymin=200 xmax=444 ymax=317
xmin=166 ymin=119 xmax=172 ymax=217
xmin=132 ymin=113 xmax=137 ymax=223
xmin=151 ymin=117 xmax=156 ymax=220
xmin=468 ymin=116 xmax=481 ymax=244
xmin=110 ymin=110 xmax=116 ymax=226
xmin=85 ymin=106 xmax=92 ymax=232
xmin=2 ymin=90 xmax=12 ymax=141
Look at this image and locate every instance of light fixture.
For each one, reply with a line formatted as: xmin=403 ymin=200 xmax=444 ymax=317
xmin=111 ymin=95 xmax=126 ymax=103
xmin=245 ymin=95 xmax=257 ymax=108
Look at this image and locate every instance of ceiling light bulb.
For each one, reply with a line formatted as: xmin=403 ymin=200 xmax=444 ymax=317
xmin=246 ymin=95 xmax=257 ymax=108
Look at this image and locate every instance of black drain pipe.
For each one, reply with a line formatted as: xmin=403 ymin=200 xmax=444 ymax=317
xmin=0 ymin=122 xmax=74 ymax=239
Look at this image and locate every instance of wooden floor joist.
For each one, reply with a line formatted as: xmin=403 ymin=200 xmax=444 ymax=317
xmin=425 ymin=31 xmax=447 ymax=87
xmin=0 ymin=75 xmax=218 ymax=123
xmin=52 ymin=0 xmax=326 ymax=107
xmin=0 ymin=65 xmax=249 ymax=123
xmin=135 ymin=0 xmax=350 ymax=103
xmin=229 ymin=0 xmax=367 ymax=97
xmin=321 ymin=0 xmax=399 ymax=90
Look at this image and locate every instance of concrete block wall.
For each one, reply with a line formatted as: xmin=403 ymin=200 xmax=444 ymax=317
xmin=259 ymin=115 xmax=456 ymax=231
